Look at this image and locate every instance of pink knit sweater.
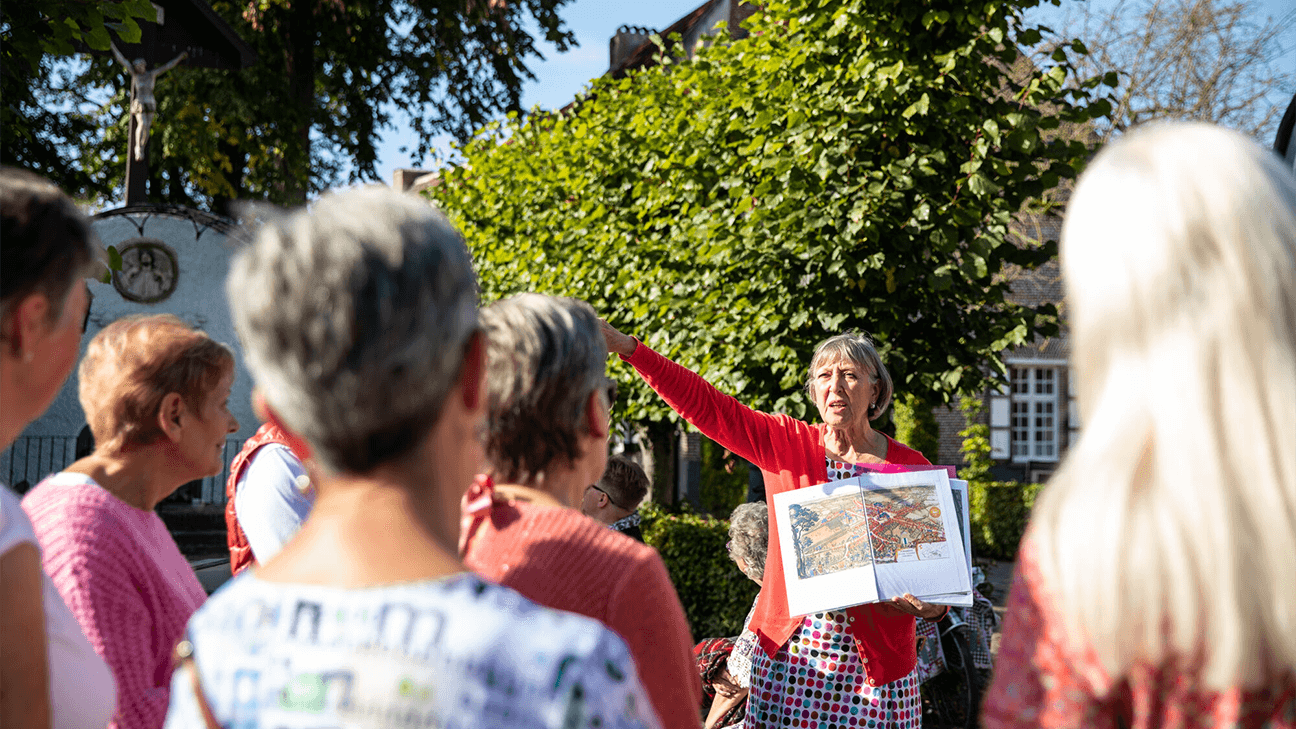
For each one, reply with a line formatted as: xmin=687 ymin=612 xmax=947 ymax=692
xmin=22 ymin=473 xmax=207 ymax=729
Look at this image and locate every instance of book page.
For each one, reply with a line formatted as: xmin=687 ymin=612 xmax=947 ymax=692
xmin=921 ymin=479 xmax=974 ymax=607
xmin=862 ymin=470 xmax=972 ymax=605
xmin=773 ymin=477 xmax=880 ymax=616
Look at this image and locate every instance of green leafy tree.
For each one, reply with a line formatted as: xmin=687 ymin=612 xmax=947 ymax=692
xmin=893 ymin=393 xmax=941 ymax=464
xmin=958 ymin=396 xmax=993 ymax=483
xmin=698 ymin=436 xmax=750 ymax=517
xmin=1 ymin=0 xmax=157 ymax=196
xmin=6 ymin=0 xmax=575 ymax=207
xmin=432 ymin=0 xmax=1113 ymax=425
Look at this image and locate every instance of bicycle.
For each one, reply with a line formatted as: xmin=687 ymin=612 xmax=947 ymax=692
xmin=918 ymin=573 xmax=998 ymax=729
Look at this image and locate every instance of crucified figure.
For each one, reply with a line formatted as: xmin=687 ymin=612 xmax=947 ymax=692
xmin=111 ymin=42 xmax=187 ymax=161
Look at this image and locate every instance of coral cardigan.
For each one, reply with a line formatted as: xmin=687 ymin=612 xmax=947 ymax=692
xmin=622 ymin=343 xmax=930 ymax=686
xmin=461 ymin=480 xmax=702 ymax=729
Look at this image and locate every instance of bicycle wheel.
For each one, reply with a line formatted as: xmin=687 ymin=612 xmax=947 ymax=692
xmin=920 ymin=624 xmax=982 ymax=729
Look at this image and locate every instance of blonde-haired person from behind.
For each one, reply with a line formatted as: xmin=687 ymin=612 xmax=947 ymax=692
xmin=982 ymin=122 xmax=1296 ymax=728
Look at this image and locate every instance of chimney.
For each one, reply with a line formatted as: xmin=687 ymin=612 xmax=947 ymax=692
xmin=609 ymin=24 xmax=654 ymax=73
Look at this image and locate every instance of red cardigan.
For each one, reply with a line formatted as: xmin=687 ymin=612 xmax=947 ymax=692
xmin=461 ymin=480 xmax=702 ymax=729
xmin=622 ymin=343 xmax=931 ymax=686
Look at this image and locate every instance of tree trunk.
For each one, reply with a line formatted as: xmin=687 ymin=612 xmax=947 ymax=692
xmin=282 ymin=0 xmax=315 ymax=204
xmin=645 ymin=420 xmax=677 ymax=506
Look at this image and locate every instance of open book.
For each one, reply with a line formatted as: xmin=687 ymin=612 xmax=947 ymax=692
xmin=772 ymin=468 xmax=974 ymax=616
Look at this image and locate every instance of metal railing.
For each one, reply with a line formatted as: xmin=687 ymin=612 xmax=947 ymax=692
xmin=1 ymin=436 xmax=245 ymax=504
xmin=1 ymin=436 xmax=76 ymax=491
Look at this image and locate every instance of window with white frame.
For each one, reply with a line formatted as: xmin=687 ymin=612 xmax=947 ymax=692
xmin=1009 ymin=366 xmax=1059 ymax=461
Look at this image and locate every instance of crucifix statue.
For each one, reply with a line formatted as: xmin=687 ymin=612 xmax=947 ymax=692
xmin=111 ymin=41 xmax=187 ymax=162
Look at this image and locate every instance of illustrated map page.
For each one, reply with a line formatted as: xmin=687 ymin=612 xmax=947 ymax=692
xmin=789 ymin=483 xmax=950 ymax=579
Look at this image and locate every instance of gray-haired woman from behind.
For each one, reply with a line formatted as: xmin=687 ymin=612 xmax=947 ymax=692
xmin=460 ymin=293 xmax=701 ymax=729
xmin=162 ymin=187 xmax=659 ymax=729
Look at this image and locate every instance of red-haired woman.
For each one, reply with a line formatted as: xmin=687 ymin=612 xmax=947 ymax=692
xmin=23 ymin=314 xmax=238 ymax=729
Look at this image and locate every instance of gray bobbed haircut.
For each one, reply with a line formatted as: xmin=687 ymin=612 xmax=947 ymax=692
xmin=729 ymin=501 xmax=769 ymax=582
xmin=227 ymin=186 xmax=478 ymax=474
xmin=804 ymin=332 xmax=894 ymax=420
xmin=482 ymin=294 xmax=607 ymax=484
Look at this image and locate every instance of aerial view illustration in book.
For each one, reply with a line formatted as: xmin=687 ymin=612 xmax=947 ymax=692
xmin=788 ymin=494 xmax=874 ymax=578
xmin=788 ymin=485 xmax=950 ymax=578
xmin=861 ymin=485 xmax=950 ymax=564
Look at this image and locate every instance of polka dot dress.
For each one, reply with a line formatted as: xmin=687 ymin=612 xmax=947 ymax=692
xmin=741 ymin=457 xmax=924 ymax=729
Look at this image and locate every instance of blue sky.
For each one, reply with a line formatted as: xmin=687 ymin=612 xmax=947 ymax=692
xmin=375 ymin=0 xmax=703 ymax=182
xmin=374 ymin=0 xmax=1296 ymax=185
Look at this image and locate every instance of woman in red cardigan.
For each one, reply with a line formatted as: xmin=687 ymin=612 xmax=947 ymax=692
xmin=601 ymin=321 xmax=946 ymax=729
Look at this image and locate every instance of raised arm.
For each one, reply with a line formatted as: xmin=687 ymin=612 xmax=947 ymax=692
xmin=110 ymin=41 xmax=132 ymax=72
xmin=599 ymin=319 xmax=813 ymax=474
xmin=153 ymin=51 xmax=188 ymax=75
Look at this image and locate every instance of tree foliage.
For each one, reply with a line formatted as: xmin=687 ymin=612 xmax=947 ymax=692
xmin=893 ymin=393 xmax=941 ymax=464
xmin=1046 ymin=0 xmax=1294 ymax=142
xmin=5 ymin=0 xmax=575 ymax=207
xmin=431 ymin=0 xmax=1113 ymax=425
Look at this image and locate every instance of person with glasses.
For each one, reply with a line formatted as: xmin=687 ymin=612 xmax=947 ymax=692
xmin=598 ymin=319 xmax=941 ymax=729
xmin=461 ymin=293 xmax=702 ymax=728
xmin=581 ymin=454 xmax=650 ymax=541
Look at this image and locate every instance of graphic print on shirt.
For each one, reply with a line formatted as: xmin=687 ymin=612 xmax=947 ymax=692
xmin=166 ymin=573 xmax=659 ymax=729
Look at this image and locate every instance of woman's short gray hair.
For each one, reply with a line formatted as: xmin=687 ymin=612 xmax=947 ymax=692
xmin=481 ymin=294 xmax=608 ymax=484
xmin=227 ymin=186 xmax=478 ymax=474
xmin=804 ymin=332 xmax=894 ymax=420
xmin=729 ymin=502 xmax=769 ymax=582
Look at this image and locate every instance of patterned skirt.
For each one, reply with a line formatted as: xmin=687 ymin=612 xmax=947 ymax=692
xmin=745 ymin=612 xmax=921 ymax=729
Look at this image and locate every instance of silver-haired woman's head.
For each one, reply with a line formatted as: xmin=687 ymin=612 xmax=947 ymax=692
xmin=227 ymin=186 xmax=478 ymax=474
xmin=728 ymin=501 xmax=769 ymax=583
xmin=481 ymin=293 xmax=610 ymax=484
xmin=804 ymin=332 xmax=894 ymax=423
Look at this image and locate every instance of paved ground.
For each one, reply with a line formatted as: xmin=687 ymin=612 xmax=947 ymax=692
xmin=977 ymin=558 xmax=1016 ymax=658
xmin=193 ymin=557 xmax=233 ymax=594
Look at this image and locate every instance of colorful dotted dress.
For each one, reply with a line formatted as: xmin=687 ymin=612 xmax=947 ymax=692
xmin=742 ymin=458 xmax=924 ymax=729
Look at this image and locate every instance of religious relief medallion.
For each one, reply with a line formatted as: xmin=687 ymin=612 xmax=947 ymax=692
xmin=112 ymin=239 xmax=179 ymax=303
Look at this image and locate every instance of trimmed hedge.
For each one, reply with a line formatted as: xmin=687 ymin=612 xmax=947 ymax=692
xmin=641 ymin=502 xmax=760 ymax=643
xmin=968 ymin=481 xmax=1044 ymax=561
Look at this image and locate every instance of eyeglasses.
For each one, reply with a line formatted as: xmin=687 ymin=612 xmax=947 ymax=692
xmin=81 ymin=284 xmax=94 ymax=334
xmin=588 ymin=482 xmax=627 ymax=511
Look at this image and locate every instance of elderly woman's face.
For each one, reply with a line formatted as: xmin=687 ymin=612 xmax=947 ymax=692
xmin=812 ymin=357 xmax=876 ymax=428
xmin=176 ymin=368 xmax=239 ymax=478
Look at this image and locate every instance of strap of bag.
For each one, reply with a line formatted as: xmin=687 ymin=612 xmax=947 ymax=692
xmin=173 ymin=639 xmax=221 ymax=729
